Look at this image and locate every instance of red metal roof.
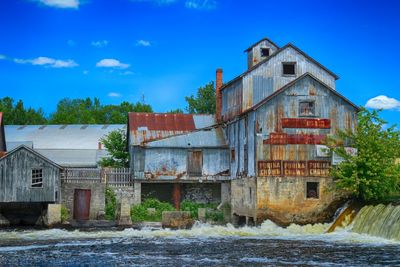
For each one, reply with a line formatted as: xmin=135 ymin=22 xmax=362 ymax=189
xmin=128 ymin=113 xmax=196 ymax=131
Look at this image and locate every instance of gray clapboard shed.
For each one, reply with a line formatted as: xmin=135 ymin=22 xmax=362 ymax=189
xmin=0 ymin=145 xmax=62 ymax=203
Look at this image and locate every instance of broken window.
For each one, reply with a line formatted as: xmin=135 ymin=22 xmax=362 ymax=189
xmin=31 ymin=168 xmax=43 ymax=188
xmin=299 ymin=101 xmax=315 ymax=116
xmin=187 ymin=150 xmax=203 ymax=177
xmin=306 ymin=182 xmax=319 ymax=199
xmin=282 ymin=62 xmax=296 ymax=75
xmin=260 ymin=48 xmax=270 ymax=57
xmin=231 ymin=148 xmax=235 ymax=161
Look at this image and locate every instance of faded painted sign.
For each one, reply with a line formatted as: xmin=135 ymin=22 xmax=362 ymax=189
xmin=308 ymin=161 xmax=331 ymax=177
xmin=258 ymin=161 xmax=282 ymax=176
xmin=283 ymin=161 xmax=307 ymax=176
xmin=264 ymin=133 xmax=326 ymax=145
xmin=281 ymin=118 xmax=331 ymax=129
xmin=332 ymin=147 xmax=358 ymax=165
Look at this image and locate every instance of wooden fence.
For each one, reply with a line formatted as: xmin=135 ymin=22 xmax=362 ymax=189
xmin=61 ymin=167 xmax=133 ymax=187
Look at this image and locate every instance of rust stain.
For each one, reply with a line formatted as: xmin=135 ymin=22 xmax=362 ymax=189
xmin=282 ymin=118 xmax=331 ymax=129
xmin=264 ymin=133 xmax=326 ymax=145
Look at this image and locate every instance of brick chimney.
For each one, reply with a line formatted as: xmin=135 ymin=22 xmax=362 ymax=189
xmin=216 ymin=68 xmax=223 ymax=122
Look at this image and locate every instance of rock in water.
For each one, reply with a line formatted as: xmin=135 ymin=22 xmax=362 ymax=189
xmin=162 ymin=211 xmax=194 ymax=229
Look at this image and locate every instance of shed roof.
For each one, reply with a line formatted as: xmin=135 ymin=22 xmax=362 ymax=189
xmin=143 ymin=127 xmax=227 ymax=148
xmin=36 ymin=149 xmax=108 ymax=168
xmin=128 ymin=113 xmax=216 ymax=145
xmin=0 ymin=112 xmax=5 ymax=152
xmin=5 ymin=124 xmax=126 ymax=149
xmin=221 ymin=43 xmax=339 ymax=92
xmin=0 ymin=145 xmax=63 ymax=169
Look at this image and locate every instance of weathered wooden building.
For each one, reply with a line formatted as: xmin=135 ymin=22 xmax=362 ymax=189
xmin=0 ymin=112 xmax=6 ymax=157
xmin=217 ymin=37 xmax=359 ymax=225
xmin=128 ymin=113 xmax=231 ymax=208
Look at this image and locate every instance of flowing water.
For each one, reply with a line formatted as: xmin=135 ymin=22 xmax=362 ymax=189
xmin=0 ymin=218 xmax=399 ymax=267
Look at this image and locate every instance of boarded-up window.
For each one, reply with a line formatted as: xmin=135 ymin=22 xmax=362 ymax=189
xmin=299 ymin=101 xmax=315 ymax=116
xmin=306 ymin=182 xmax=319 ymax=199
xmin=187 ymin=151 xmax=202 ymax=177
xmin=31 ymin=168 xmax=43 ymax=188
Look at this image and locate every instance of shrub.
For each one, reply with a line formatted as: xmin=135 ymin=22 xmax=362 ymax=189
xmin=61 ymin=205 xmax=69 ymax=223
xmin=131 ymin=198 xmax=174 ymax=222
xmin=180 ymin=201 xmax=222 ymax=221
xmin=105 ymin=187 xmax=117 ymax=220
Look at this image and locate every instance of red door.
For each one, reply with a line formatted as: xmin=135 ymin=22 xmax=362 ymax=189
xmin=73 ymin=189 xmax=91 ymax=220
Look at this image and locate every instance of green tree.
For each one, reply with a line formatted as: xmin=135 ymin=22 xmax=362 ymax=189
xmin=167 ymin=108 xmax=184 ymax=114
xmin=185 ymin=81 xmax=215 ymax=114
xmin=0 ymin=97 xmax=47 ymax=125
xmin=98 ymin=129 xmax=129 ymax=168
xmin=328 ymin=108 xmax=400 ymax=202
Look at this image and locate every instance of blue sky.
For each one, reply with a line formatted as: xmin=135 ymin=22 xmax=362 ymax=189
xmin=1 ymin=0 xmax=400 ymax=125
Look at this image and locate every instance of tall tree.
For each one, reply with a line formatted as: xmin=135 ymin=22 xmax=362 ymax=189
xmin=0 ymin=97 xmax=47 ymax=125
xmin=98 ymin=129 xmax=129 ymax=168
xmin=185 ymin=81 xmax=215 ymax=114
xmin=328 ymin=108 xmax=400 ymax=202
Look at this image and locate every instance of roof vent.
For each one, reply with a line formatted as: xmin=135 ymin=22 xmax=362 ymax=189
xmin=81 ymin=125 xmax=89 ymax=130
xmin=17 ymin=126 xmax=26 ymax=130
xmin=60 ymin=125 xmax=68 ymax=129
xmin=39 ymin=125 xmax=47 ymax=130
xmin=102 ymin=125 xmax=109 ymax=129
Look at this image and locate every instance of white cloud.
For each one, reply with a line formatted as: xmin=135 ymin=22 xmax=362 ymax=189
xmin=14 ymin=56 xmax=78 ymax=68
xmin=136 ymin=40 xmax=151 ymax=47
xmin=120 ymin=71 xmax=134 ymax=76
xmin=0 ymin=54 xmax=5 ymax=60
xmin=185 ymin=0 xmax=216 ymax=10
xmin=365 ymin=95 xmax=400 ymax=110
xmin=108 ymin=92 xmax=122 ymax=97
xmin=131 ymin=0 xmax=177 ymax=5
xmin=91 ymin=40 xmax=109 ymax=48
xmin=37 ymin=0 xmax=80 ymax=9
xmin=96 ymin=58 xmax=130 ymax=69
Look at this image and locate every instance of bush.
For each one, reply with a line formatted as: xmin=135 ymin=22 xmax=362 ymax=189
xmin=180 ymin=201 xmax=223 ymax=222
xmin=61 ymin=205 xmax=69 ymax=223
xmin=131 ymin=198 xmax=174 ymax=222
xmin=105 ymin=187 xmax=117 ymax=220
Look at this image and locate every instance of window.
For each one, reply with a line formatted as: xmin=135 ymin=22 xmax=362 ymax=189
xmin=282 ymin=62 xmax=296 ymax=75
xmin=299 ymin=101 xmax=315 ymax=116
xmin=187 ymin=151 xmax=203 ymax=177
xmin=260 ymin=48 xmax=270 ymax=57
xmin=231 ymin=148 xmax=235 ymax=161
xmin=31 ymin=168 xmax=43 ymax=188
xmin=306 ymin=182 xmax=319 ymax=199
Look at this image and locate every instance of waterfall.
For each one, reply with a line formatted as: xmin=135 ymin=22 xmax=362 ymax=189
xmin=351 ymin=204 xmax=400 ymax=241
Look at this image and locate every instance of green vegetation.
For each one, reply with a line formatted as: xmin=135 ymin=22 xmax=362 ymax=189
xmin=180 ymin=201 xmax=224 ymax=222
xmin=328 ymin=108 xmax=400 ymax=202
xmin=99 ymin=129 xmax=129 ymax=168
xmin=130 ymin=198 xmax=174 ymax=222
xmin=105 ymin=187 xmax=117 ymax=220
xmin=185 ymin=81 xmax=215 ymax=114
xmin=0 ymin=97 xmax=47 ymax=125
xmin=60 ymin=205 xmax=70 ymax=223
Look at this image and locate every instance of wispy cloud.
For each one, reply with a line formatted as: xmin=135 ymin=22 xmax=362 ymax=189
xmin=67 ymin=39 xmax=76 ymax=46
xmin=83 ymin=70 xmax=89 ymax=75
xmin=91 ymin=40 xmax=109 ymax=48
xmin=120 ymin=71 xmax=134 ymax=76
xmin=96 ymin=58 xmax=130 ymax=69
xmin=14 ymin=56 xmax=78 ymax=68
xmin=136 ymin=40 xmax=151 ymax=47
xmin=365 ymin=95 xmax=400 ymax=110
xmin=36 ymin=0 xmax=80 ymax=9
xmin=185 ymin=0 xmax=216 ymax=10
xmin=131 ymin=0 xmax=177 ymax=6
xmin=108 ymin=92 xmax=122 ymax=97
xmin=0 ymin=54 xmax=5 ymax=60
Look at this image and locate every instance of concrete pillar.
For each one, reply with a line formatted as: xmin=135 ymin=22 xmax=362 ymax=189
xmin=116 ymin=198 xmax=132 ymax=226
xmin=45 ymin=204 xmax=61 ymax=227
xmin=0 ymin=213 xmax=10 ymax=227
xmin=172 ymin=183 xmax=181 ymax=210
xmin=221 ymin=182 xmax=231 ymax=203
xmin=134 ymin=182 xmax=141 ymax=205
xmin=198 ymin=208 xmax=206 ymax=222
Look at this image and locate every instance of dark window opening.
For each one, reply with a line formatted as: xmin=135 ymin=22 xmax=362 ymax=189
xmin=306 ymin=182 xmax=319 ymax=199
xmin=299 ymin=101 xmax=315 ymax=116
xmin=282 ymin=62 xmax=296 ymax=75
xmin=32 ymin=168 xmax=43 ymax=188
xmin=187 ymin=150 xmax=203 ymax=177
xmin=260 ymin=48 xmax=270 ymax=57
xmin=231 ymin=149 xmax=235 ymax=161
xmin=249 ymin=187 xmax=252 ymax=203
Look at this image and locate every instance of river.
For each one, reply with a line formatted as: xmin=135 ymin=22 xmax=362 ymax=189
xmin=0 ymin=221 xmax=399 ymax=266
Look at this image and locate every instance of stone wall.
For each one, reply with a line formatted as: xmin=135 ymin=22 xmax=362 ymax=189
xmin=110 ymin=187 xmax=136 ymax=206
xmin=182 ymin=183 xmax=221 ymax=204
xmin=231 ymin=177 xmax=257 ymax=218
xmin=61 ymin=182 xmax=105 ymax=220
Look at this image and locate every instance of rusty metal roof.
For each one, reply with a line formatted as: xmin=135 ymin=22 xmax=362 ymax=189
xmin=128 ymin=113 xmax=216 ymax=145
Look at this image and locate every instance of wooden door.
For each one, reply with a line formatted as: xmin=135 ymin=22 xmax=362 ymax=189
xmin=73 ymin=189 xmax=91 ymax=220
xmin=187 ymin=151 xmax=203 ymax=177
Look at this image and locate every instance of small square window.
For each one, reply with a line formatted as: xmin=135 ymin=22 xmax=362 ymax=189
xmin=282 ymin=62 xmax=296 ymax=75
xmin=306 ymin=182 xmax=319 ymax=199
xmin=32 ymin=168 xmax=43 ymax=188
xmin=299 ymin=101 xmax=315 ymax=116
xmin=231 ymin=149 xmax=235 ymax=161
xmin=260 ymin=48 xmax=270 ymax=57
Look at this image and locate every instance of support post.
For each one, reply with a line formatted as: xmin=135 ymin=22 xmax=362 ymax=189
xmin=134 ymin=181 xmax=141 ymax=205
xmin=172 ymin=183 xmax=181 ymax=210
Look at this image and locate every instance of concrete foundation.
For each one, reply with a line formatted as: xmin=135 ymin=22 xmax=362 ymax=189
xmin=116 ymin=198 xmax=132 ymax=226
xmin=0 ymin=213 xmax=10 ymax=227
xmin=45 ymin=204 xmax=61 ymax=227
xmin=162 ymin=211 xmax=194 ymax=229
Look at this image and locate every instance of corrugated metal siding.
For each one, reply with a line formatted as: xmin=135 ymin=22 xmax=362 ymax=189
xmin=222 ymin=79 xmax=242 ymax=121
xmin=0 ymin=147 xmax=60 ymax=202
xmin=248 ymin=39 xmax=279 ymax=69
